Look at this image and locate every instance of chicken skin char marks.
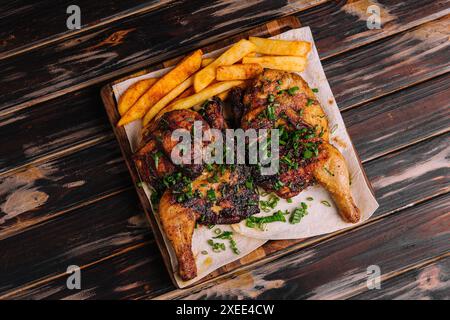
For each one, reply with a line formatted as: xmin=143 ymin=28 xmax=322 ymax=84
xmin=134 ymin=103 xmax=260 ymax=281
xmin=240 ymin=69 xmax=360 ymax=224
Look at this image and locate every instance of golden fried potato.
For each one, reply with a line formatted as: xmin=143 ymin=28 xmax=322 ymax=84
xmin=118 ymin=78 xmax=158 ymax=115
xmin=201 ymin=58 xmax=215 ymax=67
xmin=216 ymin=64 xmax=263 ymax=81
xmin=142 ymin=77 xmax=194 ymax=125
xmin=118 ymin=49 xmax=203 ymax=126
xmin=193 ymin=39 xmax=256 ymax=92
xmin=157 ymin=80 xmax=244 ymax=118
xmin=242 ymin=56 xmax=307 ymax=72
xmin=249 ymin=37 xmax=311 ymax=56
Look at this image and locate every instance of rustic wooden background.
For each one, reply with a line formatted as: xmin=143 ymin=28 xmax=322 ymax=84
xmin=0 ymin=0 xmax=449 ymax=300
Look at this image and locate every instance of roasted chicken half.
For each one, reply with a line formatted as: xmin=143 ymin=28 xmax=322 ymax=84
xmin=237 ymin=69 xmax=360 ymax=223
xmin=134 ymin=102 xmax=259 ymax=281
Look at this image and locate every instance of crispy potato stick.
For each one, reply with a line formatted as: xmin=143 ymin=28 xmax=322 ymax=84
xmin=201 ymin=58 xmax=215 ymax=67
xmin=249 ymin=37 xmax=311 ymax=56
xmin=174 ymin=86 xmax=195 ymax=101
xmin=118 ymin=49 xmax=202 ymax=126
xmin=158 ymin=80 xmax=244 ymax=118
xmin=216 ymin=64 xmax=263 ymax=81
xmin=242 ymin=56 xmax=307 ymax=72
xmin=193 ymin=39 xmax=256 ymax=92
xmin=118 ymin=78 xmax=158 ymax=115
xmin=142 ymin=77 xmax=194 ymax=125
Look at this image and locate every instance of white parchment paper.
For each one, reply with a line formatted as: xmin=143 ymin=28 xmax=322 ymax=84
xmin=112 ymin=27 xmax=378 ymax=287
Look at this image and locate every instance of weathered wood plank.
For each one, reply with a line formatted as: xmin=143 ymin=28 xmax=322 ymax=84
xmin=345 ymin=73 xmax=450 ymax=161
xmin=298 ymin=0 xmax=450 ymax=59
xmin=0 ymin=140 xmax=131 ymax=239
xmin=0 ymin=0 xmax=447 ymax=115
xmin=0 ymin=87 xmax=113 ymax=174
xmin=160 ymin=193 xmax=450 ymax=300
xmin=324 ymin=16 xmax=450 ymax=111
xmin=350 ymin=256 xmax=450 ymax=300
xmin=0 ymin=0 xmax=172 ymax=59
xmin=1 ymin=133 xmax=448 ymax=299
xmin=0 ymin=189 xmax=152 ymax=295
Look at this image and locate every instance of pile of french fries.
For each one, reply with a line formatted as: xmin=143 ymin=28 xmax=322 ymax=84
xmin=117 ymin=37 xmax=312 ymax=127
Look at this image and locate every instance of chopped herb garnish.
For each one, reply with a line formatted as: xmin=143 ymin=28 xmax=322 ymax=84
xmin=214 ymin=228 xmax=222 ymax=235
xmin=207 ymin=239 xmax=226 ymax=252
xmin=306 ymin=197 xmax=314 ymax=201
xmin=289 ymin=202 xmax=308 ymax=224
xmin=277 ymin=80 xmax=283 ymax=85
xmin=267 ymin=94 xmax=275 ymax=103
xmin=273 ymin=180 xmax=285 ymax=190
xmin=213 ymin=231 xmax=240 ymax=254
xmin=206 ymin=188 xmax=217 ymax=202
xmin=287 ymin=86 xmax=299 ymax=95
xmin=306 ymin=98 xmax=314 ymax=106
xmin=303 ymin=149 xmax=313 ymax=159
xmin=245 ymin=176 xmax=254 ymax=190
xmin=259 ymin=195 xmax=280 ymax=212
xmin=287 ymin=198 xmax=293 ymax=203
xmin=312 ymin=88 xmax=319 ymax=93
xmin=208 ymin=224 xmax=215 ymax=229
xmin=330 ymin=124 xmax=338 ymax=134
xmin=151 ymin=151 xmax=163 ymax=168
xmin=246 ymin=211 xmax=286 ymax=230
xmin=321 ymin=200 xmax=331 ymax=207
xmin=266 ymin=104 xmax=276 ymax=120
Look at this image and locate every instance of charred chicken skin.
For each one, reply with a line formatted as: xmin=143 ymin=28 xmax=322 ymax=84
xmin=134 ymin=102 xmax=259 ymax=281
xmin=240 ymin=69 xmax=360 ymax=223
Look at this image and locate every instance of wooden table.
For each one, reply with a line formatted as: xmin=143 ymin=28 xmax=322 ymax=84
xmin=0 ymin=0 xmax=449 ymax=300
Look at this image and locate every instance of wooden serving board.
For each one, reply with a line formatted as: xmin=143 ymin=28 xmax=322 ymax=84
xmin=100 ymin=15 xmax=374 ymax=288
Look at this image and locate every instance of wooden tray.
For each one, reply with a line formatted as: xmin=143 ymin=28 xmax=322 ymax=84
xmin=100 ymin=15 xmax=374 ymax=288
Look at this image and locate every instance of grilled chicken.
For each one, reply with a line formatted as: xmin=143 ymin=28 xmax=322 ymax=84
xmin=135 ymin=102 xmax=259 ymax=281
xmin=240 ymin=69 xmax=360 ymax=223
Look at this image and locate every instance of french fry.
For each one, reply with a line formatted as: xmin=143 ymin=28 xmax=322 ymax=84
xmin=118 ymin=78 xmax=158 ymax=115
xmin=193 ymin=39 xmax=256 ymax=92
xmin=242 ymin=56 xmax=307 ymax=72
xmin=249 ymin=37 xmax=311 ymax=56
xmin=216 ymin=64 xmax=263 ymax=81
xmin=174 ymin=87 xmax=195 ymax=101
xmin=142 ymin=77 xmax=194 ymax=125
xmin=157 ymin=80 xmax=244 ymax=118
xmin=142 ymin=55 xmax=220 ymax=125
xmin=201 ymin=58 xmax=215 ymax=67
xmin=118 ymin=49 xmax=203 ymax=126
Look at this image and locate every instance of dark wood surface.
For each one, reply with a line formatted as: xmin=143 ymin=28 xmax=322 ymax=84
xmin=0 ymin=0 xmax=449 ymax=299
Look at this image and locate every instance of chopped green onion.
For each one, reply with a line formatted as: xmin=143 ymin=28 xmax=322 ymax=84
xmin=312 ymin=88 xmax=319 ymax=93
xmin=289 ymin=202 xmax=308 ymax=224
xmin=287 ymin=86 xmax=299 ymax=95
xmin=321 ymin=200 xmax=331 ymax=207
xmin=246 ymin=210 xmax=286 ymax=230
xmin=306 ymin=197 xmax=314 ymax=201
